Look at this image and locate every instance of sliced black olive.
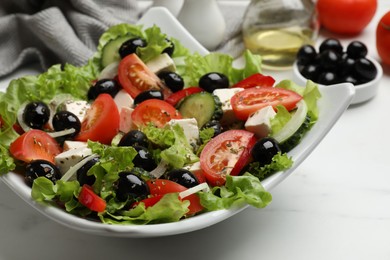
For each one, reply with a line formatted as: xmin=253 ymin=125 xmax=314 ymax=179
xmin=162 ymin=38 xmax=175 ymax=56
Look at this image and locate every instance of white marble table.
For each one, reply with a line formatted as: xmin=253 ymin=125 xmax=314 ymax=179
xmin=0 ymin=1 xmax=390 ymax=259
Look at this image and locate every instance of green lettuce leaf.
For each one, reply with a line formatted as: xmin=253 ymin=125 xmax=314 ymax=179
xmin=0 ymin=144 xmax=15 ymax=174
xmin=246 ymin=152 xmax=293 ymax=180
xmin=199 ymin=173 xmax=272 ymax=210
xmin=179 ymin=49 xmax=262 ymax=87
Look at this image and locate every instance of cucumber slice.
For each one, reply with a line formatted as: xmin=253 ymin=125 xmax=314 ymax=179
xmin=280 ymin=115 xmax=312 ymax=153
xmin=178 ymin=92 xmax=222 ymax=128
xmin=101 ymin=36 xmax=133 ymax=68
xmin=272 ymin=100 xmax=308 ymax=143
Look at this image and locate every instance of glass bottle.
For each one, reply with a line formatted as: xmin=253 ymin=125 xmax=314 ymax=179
xmin=242 ymin=0 xmax=319 ymax=70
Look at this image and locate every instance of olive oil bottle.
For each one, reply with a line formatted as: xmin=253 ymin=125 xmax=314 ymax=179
xmin=242 ymin=0 xmax=319 ymax=70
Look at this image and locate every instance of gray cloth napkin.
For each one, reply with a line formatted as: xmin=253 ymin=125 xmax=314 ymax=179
xmin=0 ymin=0 xmax=247 ymax=78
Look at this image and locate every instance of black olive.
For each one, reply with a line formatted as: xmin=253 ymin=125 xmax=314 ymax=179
xmin=133 ymin=146 xmax=156 ymax=171
xmin=251 ymin=137 xmax=281 ymax=167
xmin=87 ymin=79 xmax=121 ymax=100
xmin=77 ymin=157 xmax=99 ymax=186
xmin=339 ymin=54 xmax=356 ymax=76
xmin=158 ymin=71 xmax=184 ymax=93
xmin=346 ymin=41 xmax=368 ymax=59
xmin=166 ymin=169 xmax=199 ymax=188
xmin=296 ymin=45 xmax=317 ymax=65
xmin=319 ymin=38 xmax=343 ymax=54
xmin=202 ymin=120 xmax=223 ymax=137
xmin=162 ymin=38 xmax=175 ymax=56
xmin=341 ymin=74 xmax=359 ymax=85
xmin=317 ymin=71 xmax=339 ymax=85
xmin=299 ymin=63 xmax=320 ymax=82
xmin=318 ymin=50 xmax=341 ymax=71
xmin=25 ymin=160 xmax=61 ymax=187
xmin=23 ymin=101 xmax=50 ymax=129
xmin=52 ymin=111 xmax=81 ymax=138
xmin=199 ymin=72 xmax=229 ymax=92
xmin=355 ymin=58 xmax=377 ymax=81
xmin=118 ymin=130 xmax=149 ymax=147
xmin=118 ymin=37 xmax=147 ymax=59
xmin=133 ymin=90 xmax=164 ymax=106
xmin=116 ymin=171 xmax=149 ymax=202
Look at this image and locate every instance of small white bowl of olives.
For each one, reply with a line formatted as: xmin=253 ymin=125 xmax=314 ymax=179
xmin=293 ymin=38 xmax=383 ymax=105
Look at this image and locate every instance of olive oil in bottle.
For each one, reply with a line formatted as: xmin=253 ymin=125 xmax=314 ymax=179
xmin=242 ymin=0 xmax=319 ymax=70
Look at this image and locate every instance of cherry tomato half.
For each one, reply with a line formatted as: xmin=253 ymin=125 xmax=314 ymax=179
xmin=10 ymin=129 xmax=62 ymax=164
xmin=230 ymin=87 xmax=302 ymax=121
xmin=75 ymin=93 xmax=120 ymax=144
xmin=232 ymin=73 xmax=275 ymax=89
xmin=376 ymin=11 xmax=390 ymax=65
xmin=317 ymin=0 xmax=377 ymax=35
xmin=146 ymin=179 xmax=203 ymax=215
xmin=200 ymin=130 xmax=256 ymax=186
xmin=78 ymin=185 xmax=106 ymax=213
xmin=165 ymin=87 xmax=204 ymax=107
xmin=131 ymin=99 xmax=182 ymax=128
xmin=118 ymin=54 xmax=171 ymax=99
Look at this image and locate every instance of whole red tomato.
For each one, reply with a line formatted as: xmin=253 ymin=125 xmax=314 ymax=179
xmin=317 ymin=0 xmax=377 ymax=35
xmin=376 ymin=11 xmax=390 ymax=65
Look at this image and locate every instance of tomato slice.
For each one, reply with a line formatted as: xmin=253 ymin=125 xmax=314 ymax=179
xmin=200 ymin=130 xmax=256 ymax=186
xmin=232 ymin=73 xmax=275 ymax=89
xmin=118 ymin=54 xmax=171 ymax=99
xmin=9 ymin=129 xmax=62 ymax=164
xmin=165 ymin=87 xmax=204 ymax=107
xmin=75 ymin=93 xmax=119 ymax=144
xmin=131 ymin=99 xmax=182 ymax=128
xmin=146 ymin=179 xmax=203 ymax=215
xmin=231 ymin=87 xmax=303 ymax=121
xmin=78 ymin=185 xmax=106 ymax=213
xmin=132 ymin=194 xmax=164 ymax=209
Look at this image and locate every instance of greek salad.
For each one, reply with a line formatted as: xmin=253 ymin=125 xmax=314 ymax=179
xmin=0 ymin=24 xmax=321 ymax=225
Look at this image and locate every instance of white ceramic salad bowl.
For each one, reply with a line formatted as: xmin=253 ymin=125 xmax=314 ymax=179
xmin=0 ymin=7 xmax=355 ymax=237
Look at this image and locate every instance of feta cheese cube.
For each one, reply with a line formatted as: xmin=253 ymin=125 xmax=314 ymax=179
xmin=213 ymin=88 xmax=244 ymax=125
xmin=168 ymin=118 xmax=199 ymax=146
xmin=146 ymin=53 xmax=176 ymax=74
xmin=183 ymin=161 xmax=202 ymax=176
xmin=63 ymin=141 xmax=88 ymax=151
xmin=62 ymin=100 xmax=90 ymax=122
xmin=114 ymin=89 xmax=134 ymax=110
xmin=245 ymin=106 xmax=276 ymax=138
xmin=54 ymin=147 xmax=92 ymax=176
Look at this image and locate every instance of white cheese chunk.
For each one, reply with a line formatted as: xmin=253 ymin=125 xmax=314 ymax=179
xmin=145 ymin=53 xmax=176 ymax=74
xmin=114 ymin=89 xmax=134 ymax=110
xmin=245 ymin=106 xmax=276 ymax=138
xmin=168 ymin=118 xmax=199 ymax=146
xmin=119 ymin=106 xmax=135 ymax=133
xmin=63 ymin=141 xmax=88 ymax=151
xmin=54 ymin=147 xmax=92 ymax=177
xmin=62 ymin=100 xmax=90 ymax=122
xmin=213 ymin=88 xmax=244 ymax=125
